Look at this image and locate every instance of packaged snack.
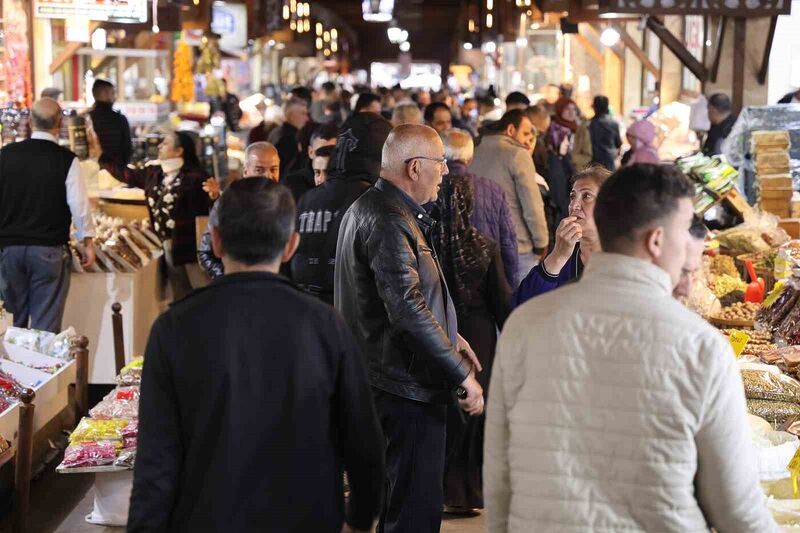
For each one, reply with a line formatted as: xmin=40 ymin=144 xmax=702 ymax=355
xmin=45 ymin=327 xmax=77 ymax=360
xmin=89 ymin=387 xmax=139 ymax=420
xmin=69 ymin=418 xmax=127 ymax=444
xmin=0 ymin=370 xmax=23 ymax=400
xmin=4 ymin=327 xmax=55 ymax=353
xmin=121 ymin=419 xmax=138 ymax=438
xmin=748 ymin=399 xmax=800 ymax=427
xmin=742 ymin=370 xmax=800 ymax=403
xmin=123 ymin=436 xmax=137 ymax=449
xmin=114 ymin=447 xmax=136 ymax=468
xmin=61 ymin=441 xmax=118 ymax=468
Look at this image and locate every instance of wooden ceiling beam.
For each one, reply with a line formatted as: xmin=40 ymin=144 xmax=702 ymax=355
xmin=708 ymin=16 xmax=727 ymax=83
xmin=573 ymin=33 xmax=605 ymax=66
xmin=757 ymin=15 xmax=778 ymax=85
xmin=614 ymin=24 xmax=660 ymax=80
xmin=646 ymin=15 xmax=707 ymax=82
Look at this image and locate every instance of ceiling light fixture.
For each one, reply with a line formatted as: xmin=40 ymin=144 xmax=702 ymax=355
xmin=600 ymin=27 xmax=620 ymax=47
xmin=399 ymin=41 xmax=410 ymax=52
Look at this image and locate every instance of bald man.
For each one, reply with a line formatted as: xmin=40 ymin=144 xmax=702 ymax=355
xmin=0 ymin=98 xmax=96 ymax=332
xmin=335 ymin=124 xmax=484 ymax=533
xmin=197 ymin=142 xmax=280 ymax=278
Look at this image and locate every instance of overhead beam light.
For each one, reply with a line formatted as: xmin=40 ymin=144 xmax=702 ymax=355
xmin=486 ymin=13 xmax=493 ymax=28
xmin=600 ymin=27 xmax=620 ymax=47
xmin=362 ymin=0 xmax=394 ymax=22
xmin=316 ymin=22 xmax=323 ymax=36
xmin=331 ymin=28 xmax=337 ymax=40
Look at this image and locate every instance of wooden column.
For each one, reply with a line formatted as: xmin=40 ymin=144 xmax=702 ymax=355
xmin=732 ymin=17 xmax=746 ymax=115
xmin=70 ymin=336 xmax=89 ymax=420
xmin=13 ymin=389 xmax=35 ymax=533
xmin=111 ymin=303 xmax=126 ymax=375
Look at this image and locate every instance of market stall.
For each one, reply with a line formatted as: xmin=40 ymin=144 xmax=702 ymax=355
xmin=63 ymin=214 xmax=166 ymax=384
xmin=57 ymin=357 xmax=142 ymax=527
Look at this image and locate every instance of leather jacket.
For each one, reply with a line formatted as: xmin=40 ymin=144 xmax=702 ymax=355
xmin=335 ymin=179 xmax=470 ymax=404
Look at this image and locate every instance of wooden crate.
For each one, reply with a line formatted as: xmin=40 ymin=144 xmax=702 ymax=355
xmin=761 ymin=174 xmax=793 ymax=189
xmin=761 ymin=188 xmax=794 ymax=200
xmin=761 ymin=197 xmax=792 ymax=217
xmin=780 ymin=219 xmax=800 ymax=239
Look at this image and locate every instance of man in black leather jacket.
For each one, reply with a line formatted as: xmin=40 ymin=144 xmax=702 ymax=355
xmin=335 ymin=124 xmax=484 ymax=533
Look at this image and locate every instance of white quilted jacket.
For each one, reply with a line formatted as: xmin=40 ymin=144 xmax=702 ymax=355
xmin=484 ymin=253 xmax=778 ymax=533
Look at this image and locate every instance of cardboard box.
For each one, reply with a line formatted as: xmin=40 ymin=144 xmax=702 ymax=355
xmin=780 ymin=219 xmax=800 ymax=239
xmin=761 ymin=174 xmax=794 ymax=189
xmin=761 ymin=197 xmax=792 ymax=218
xmin=752 ymin=130 xmax=791 ymax=151
xmin=761 ymin=188 xmax=794 ymax=200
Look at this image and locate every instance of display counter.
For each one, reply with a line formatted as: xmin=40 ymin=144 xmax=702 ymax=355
xmin=62 ymin=255 xmax=165 ymax=384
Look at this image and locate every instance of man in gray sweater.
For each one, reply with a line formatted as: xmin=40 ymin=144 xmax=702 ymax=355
xmin=471 ymin=110 xmax=548 ymax=284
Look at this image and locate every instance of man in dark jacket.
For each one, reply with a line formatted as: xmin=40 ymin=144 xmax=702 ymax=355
xmin=268 ymin=98 xmax=309 ymax=177
xmin=290 ymin=112 xmax=391 ymax=304
xmin=588 ymin=95 xmax=622 ymax=171
xmin=703 ymin=93 xmax=737 ymax=156
xmin=335 ymin=124 xmax=485 ymax=533
xmin=129 ymin=178 xmax=384 ymax=533
xmin=89 ymin=79 xmax=132 ymax=167
xmin=282 ymin=122 xmax=338 ymax=202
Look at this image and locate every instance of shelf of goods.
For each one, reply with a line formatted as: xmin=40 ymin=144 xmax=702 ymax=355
xmin=57 ymin=358 xmax=142 ymax=527
xmin=63 ymin=214 xmax=166 ymax=384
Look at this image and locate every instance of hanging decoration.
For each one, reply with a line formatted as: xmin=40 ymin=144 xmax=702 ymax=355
xmin=196 ymin=34 xmax=223 ymax=98
xmin=170 ymin=40 xmax=194 ymax=103
xmin=2 ymin=0 xmax=33 ymax=107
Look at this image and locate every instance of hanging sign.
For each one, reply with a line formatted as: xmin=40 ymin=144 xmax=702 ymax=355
xmin=211 ymin=2 xmax=248 ymax=50
xmin=33 ymin=0 xmax=147 ymax=23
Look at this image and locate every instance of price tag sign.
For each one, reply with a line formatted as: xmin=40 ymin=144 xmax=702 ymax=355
xmin=788 ymin=447 xmax=800 ymax=496
xmin=728 ymin=329 xmax=751 ymax=359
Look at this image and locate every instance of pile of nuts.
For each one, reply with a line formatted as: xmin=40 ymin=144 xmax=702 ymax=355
xmin=716 ymin=301 xmax=760 ymax=322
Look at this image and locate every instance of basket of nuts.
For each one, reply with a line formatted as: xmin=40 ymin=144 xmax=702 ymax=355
xmin=708 ymin=301 xmax=761 ymax=328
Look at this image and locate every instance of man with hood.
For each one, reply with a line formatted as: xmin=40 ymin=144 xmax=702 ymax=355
xmin=290 ymin=112 xmax=393 ymax=305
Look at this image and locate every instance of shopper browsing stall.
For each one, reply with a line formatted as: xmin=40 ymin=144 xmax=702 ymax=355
xmin=101 ymin=131 xmax=211 ymax=299
xmin=129 ymin=178 xmax=384 ymax=533
xmin=513 ymin=164 xmax=610 ymax=307
xmin=90 ymin=79 xmax=133 ymax=168
xmin=0 ymin=98 xmax=96 ymax=332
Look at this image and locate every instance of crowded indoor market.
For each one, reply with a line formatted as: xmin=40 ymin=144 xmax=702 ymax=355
xmin=1 ymin=0 xmax=800 ymax=531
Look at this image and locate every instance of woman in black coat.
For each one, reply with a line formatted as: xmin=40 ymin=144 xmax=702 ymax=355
xmin=434 ymin=173 xmax=512 ymax=513
xmin=103 ymin=131 xmax=212 ymax=299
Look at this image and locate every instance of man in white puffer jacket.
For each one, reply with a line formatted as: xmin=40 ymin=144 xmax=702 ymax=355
xmin=484 ymin=163 xmax=778 ymax=533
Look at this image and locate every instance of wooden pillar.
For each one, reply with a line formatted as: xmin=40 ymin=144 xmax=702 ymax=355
xmin=112 ymin=303 xmax=126 ymax=375
xmin=732 ymin=17 xmax=746 ymax=114
xmin=13 ymin=389 xmax=35 ymax=533
xmin=70 ymin=336 xmax=89 ymax=420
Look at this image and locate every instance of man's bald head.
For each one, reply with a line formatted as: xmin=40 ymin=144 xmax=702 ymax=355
xmin=244 ymin=142 xmax=281 ymax=182
xmin=31 ymin=98 xmax=63 ymax=132
xmin=381 ymin=124 xmax=442 ymax=177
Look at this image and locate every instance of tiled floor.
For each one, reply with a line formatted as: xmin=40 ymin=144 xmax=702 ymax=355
xmin=0 ymin=455 xmax=486 ymax=533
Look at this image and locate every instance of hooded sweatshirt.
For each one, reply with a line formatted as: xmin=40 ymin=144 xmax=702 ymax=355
xmin=290 ymin=112 xmax=392 ymax=304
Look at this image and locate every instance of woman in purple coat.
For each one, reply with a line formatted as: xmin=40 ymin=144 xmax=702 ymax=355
xmin=513 ymin=164 xmax=610 ymax=307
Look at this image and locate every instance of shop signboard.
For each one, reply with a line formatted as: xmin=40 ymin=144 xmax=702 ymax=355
xmin=211 ymin=2 xmax=248 ymax=50
xmin=33 ymin=0 xmax=147 ymax=23
xmin=598 ymin=0 xmax=790 ymax=15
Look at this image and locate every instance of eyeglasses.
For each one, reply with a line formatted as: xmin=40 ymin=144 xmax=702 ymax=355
xmin=404 ymin=156 xmax=448 ymax=167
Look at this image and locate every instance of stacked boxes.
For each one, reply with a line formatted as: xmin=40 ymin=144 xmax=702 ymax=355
xmin=753 ymin=130 xmax=792 ymax=218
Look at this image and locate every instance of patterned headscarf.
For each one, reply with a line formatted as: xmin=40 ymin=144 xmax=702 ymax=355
xmin=434 ymin=174 xmax=496 ymax=316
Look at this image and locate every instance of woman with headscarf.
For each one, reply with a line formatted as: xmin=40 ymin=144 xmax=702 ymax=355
xmin=622 ymin=119 xmax=660 ymax=166
xmin=434 ymin=172 xmax=512 ymax=514
xmin=102 ymin=131 xmax=212 ymax=299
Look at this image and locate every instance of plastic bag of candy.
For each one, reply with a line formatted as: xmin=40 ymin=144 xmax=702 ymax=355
xmin=121 ymin=419 xmax=137 ymax=438
xmin=89 ymin=387 xmax=139 ymax=420
xmin=116 ymin=357 xmax=144 ymax=386
xmin=114 ymin=447 xmax=136 ymax=468
xmin=0 ymin=370 xmax=23 ymax=400
xmin=69 ymin=418 xmax=127 ymax=444
xmin=4 ymin=327 xmax=55 ymax=353
xmin=61 ymin=441 xmax=117 ymax=468
xmin=45 ymin=327 xmax=76 ymax=360
xmin=123 ymin=436 xmax=137 ymax=449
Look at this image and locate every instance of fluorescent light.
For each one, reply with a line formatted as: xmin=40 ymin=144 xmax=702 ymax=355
xmin=600 ymin=27 xmax=620 ymax=47
xmin=362 ymin=0 xmax=394 ymax=22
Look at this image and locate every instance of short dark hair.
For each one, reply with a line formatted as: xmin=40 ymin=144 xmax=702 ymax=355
xmin=290 ymin=86 xmax=313 ymax=106
xmin=314 ymin=144 xmax=336 ymax=158
xmin=708 ymin=93 xmax=732 ymax=113
xmin=594 ymin=164 xmax=694 ymax=252
xmin=424 ymin=102 xmax=451 ymax=123
xmin=354 ymin=92 xmax=381 ymax=112
xmin=311 ymin=122 xmax=340 ymax=143
xmin=690 ymin=214 xmax=708 ymax=240
xmin=218 ymin=178 xmax=296 ymax=265
xmin=505 ymin=91 xmax=530 ymax=107
xmin=592 ymin=95 xmax=610 ymax=115
xmin=92 ymin=79 xmax=114 ymax=98
xmin=321 ymin=81 xmax=336 ymax=93
xmin=498 ymin=109 xmax=527 ymax=131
